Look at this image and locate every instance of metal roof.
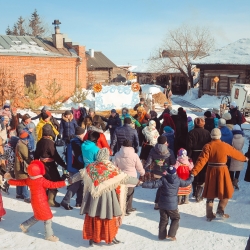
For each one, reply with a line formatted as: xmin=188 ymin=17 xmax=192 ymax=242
xmin=86 ymin=51 xmax=116 ymax=69
xmin=0 ymin=35 xmax=78 ymax=58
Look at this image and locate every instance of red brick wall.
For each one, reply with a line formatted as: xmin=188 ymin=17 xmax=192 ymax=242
xmin=0 ymin=52 xmax=87 ymax=106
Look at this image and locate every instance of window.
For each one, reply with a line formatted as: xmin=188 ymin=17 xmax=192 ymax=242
xmin=210 ymin=78 xmax=216 ymax=89
xmin=247 ymin=95 xmax=250 ymax=103
xmin=24 ymin=74 xmax=36 ymax=88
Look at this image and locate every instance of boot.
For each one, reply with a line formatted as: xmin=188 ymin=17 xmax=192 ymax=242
xmin=183 ymin=195 xmax=189 ymax=204
xmin=178 ymin=196 xmax=183 ymax=205
xmin=206 ymin=200 xmax=216 ymax=222
xmin=216 ymin=199 xmax=229 ymax=218
xmin=45 ymin=235 xmax=59 ymax=242
xmin=195 ymin=184 xmax=204 ymax=202
xmin=48 ymin=189 xmax=60 ymax=207
xmin=233 ymin=178 xmax=239 ymax=190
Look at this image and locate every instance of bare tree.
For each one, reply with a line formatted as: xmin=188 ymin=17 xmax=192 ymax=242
xmin=150 ymin=24 xmax=215 ymax=87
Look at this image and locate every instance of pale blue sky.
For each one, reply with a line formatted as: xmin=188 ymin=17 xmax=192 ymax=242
xmin=0 ymin=0 xmax=249 ymax=65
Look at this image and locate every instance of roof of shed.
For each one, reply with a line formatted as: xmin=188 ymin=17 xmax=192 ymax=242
xmin=0 ymin=35 xmax=78 ymax=57
xmin=86 ymin=51 xmax=117 ymax=69
xmin=191 ymin=38 xmax=250 ymax=65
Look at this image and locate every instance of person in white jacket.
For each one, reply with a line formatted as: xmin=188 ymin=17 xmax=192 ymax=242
xmin=113 ymin=140 xmax=145 ymax=215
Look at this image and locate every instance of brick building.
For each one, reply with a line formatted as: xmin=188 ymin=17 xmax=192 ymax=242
xmin=0 ymin=22 xmax=86 ymax=106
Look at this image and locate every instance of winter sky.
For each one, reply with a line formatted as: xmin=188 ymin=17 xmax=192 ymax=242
xmin=0 ymin=0 xmax=249 ymax=66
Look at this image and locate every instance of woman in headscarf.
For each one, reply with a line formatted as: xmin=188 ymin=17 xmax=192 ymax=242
xmin=69 ymin=148 xmax=140 ymax=246
xmin=140 ymin=120 xmax=159 ymax=162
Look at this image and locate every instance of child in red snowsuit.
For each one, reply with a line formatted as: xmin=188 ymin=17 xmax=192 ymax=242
xmin=5 ymin=160 xmax=67 ymax=242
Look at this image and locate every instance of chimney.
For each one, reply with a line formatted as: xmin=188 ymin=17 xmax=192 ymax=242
xmin=89 ymin=49 xmax=94 ymax=58
xmin=52 ymin=19 xmax=64 ymax=49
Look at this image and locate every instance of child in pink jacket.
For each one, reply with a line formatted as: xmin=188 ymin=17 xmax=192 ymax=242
xmin=174 ymin=148 xmax=194 ymax=205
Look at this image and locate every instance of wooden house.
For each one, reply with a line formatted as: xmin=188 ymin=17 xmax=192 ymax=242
xmin=191 ymin=38 xmax=250 ymax=97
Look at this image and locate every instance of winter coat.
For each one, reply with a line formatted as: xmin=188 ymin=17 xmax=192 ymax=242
xmin=111 ymin=124 xmax=139 ymax=153
xmin=192 ymin=139 xmax=246 ymax=199
xmin=204 ymin=118 xmax=215 ymax=133
xmin=14 ymin=140 xmax=32 ymax=179
xmin=106 ymin=113 xmax=122 ymax=137
xmin=158 ymin=108 xmax=171 ymax=121
xmin=36 ymin=119 xmax=59 ymax=141
xmin=84 ymin=127 xmax=112 ymax=155
xmin=162 ymin=130 xmax=175 ymax=152
xmin=81 ymin=140 xmax=99 ymax=167
xmin=186 ymin=127 xmax=211 ymax=184
xmin=84 ymin=115 xmax=106 ymax=131
xmin=8 ymin=177 xmax=65 ymax=220
xmin=17 ymin=122 xmax=36 ymax=151
xmin=144 ymin=144 xmax=176 ymax=176
xmin=230 ymin=132 xmax=245 ymax=171
xmin=34 ymin=137 xmax=66 ymax=181
xmin=188 ymin=120 xmax=194 ymax=132
xmin=229 ymin=108 xmax=242 ymax=126
xmin=0 ymin=192 xmax=5 ymax=217
xmin=59 ymin=114 xmax=78 ymax=140
xmin=142 ymin=174 xmax=194 ymax=210
xmin=0 ymin=124 xmax=7 ymax=144
xmin=220 ymin=126 xmax=233 ymax=145
xmin=113 ymin=146 xmax=145 ymax=187
xmin=162 ymin=113 xmax=176 ymax=132
xmin=120 ymin=114 xmax=141 ymax=127
xmin=31 ymin=114 xmax=60 ymax=131
xmin=66 ymin=137 xmax=84 ymax=174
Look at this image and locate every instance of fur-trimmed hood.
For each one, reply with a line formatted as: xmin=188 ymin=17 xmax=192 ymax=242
xmin=62 ymin=113 xmax=74 ymax=122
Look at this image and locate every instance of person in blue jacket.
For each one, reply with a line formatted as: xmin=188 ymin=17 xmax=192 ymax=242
xmin=81 ymin=131 xmax=100 ymax=167
xmin=187 ymin=116 xmax=194 ymax=132
xmin=162 ymin=126 xmax=175 ymax=152
xmin=106 ymin=109 xmax=121 ymax=145
xmin=61 ymin=127 xmax=85 ymax=210
xmin=142 ymin=166 xmax=194 ymax=241
xmin=219 ymin=118 xmax=233 ymax=145
xmin=59 ymin=110 xmax=78 ymax=141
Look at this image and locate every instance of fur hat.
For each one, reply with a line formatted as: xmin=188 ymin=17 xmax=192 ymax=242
xmin=211 ymin=128 xmax=221 ymax=140
xmin=27 ymin=160 xmax=45 ymax=177
xmin=157 ymin=135 xmax=167 ymax=144
xmin=232 ymin=124 xmax=241 ymax=131
xmin=19 ymin=131 xmax=29 ymax=140
xmin=42 ymin=124 xmax=53 ymax=137
xmin=167 ymin=166 xmax=176 ymax=175
xmin=75 ymin=127 xmax=85 ymax=135
xmin=204 ymin=110 xmax=212 ymax=118
xmin=222 ymin=112 xmax=232 ymax=121
xmin=194 ymin=117 xmax=205 ymax=128
xmin=163 ymin=126 xmax=173 ymax=133
xmin=230 ymin=101 xmax=237 ymax=108
xmin=218 ymin=118 xmax=226 ymax=127
xmin=187 ymin=116 xmax=192 ymax=122
xmin=171 ymin=110 xmax=178 ymax=115
xmin=177 ymin=148 xmax=187 ymax=158
xmin=22 ymin=113 xmax=31 ymax=122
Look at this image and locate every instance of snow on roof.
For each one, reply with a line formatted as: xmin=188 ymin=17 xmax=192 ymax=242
xmin=132 ymin=58 xmax=180 ymax=74
xmin=192 ymin=38 xmax=250 ymax=65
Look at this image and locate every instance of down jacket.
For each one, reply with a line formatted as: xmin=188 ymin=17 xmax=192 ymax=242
xmin=106 ymin=113 xmax=122 ymax=137
xmin=113 ymin=146 xmax=145 ymax=187
xmin=142 ymin=174 xmax=194 ymax=210
xmin=144 ymin=144 xmax=176 ymax=176
xmin=8 ymin=177 xmax=65 ymax=220
xmin=111 ymin=124 xmax=139 ymax=153
xmin=36 ymin=119 xmax=59 ymax=141
xmin=220 ymin=126 xmax=233 ymax=145
xmin=59 ymin=114 xmax=78 ymax=140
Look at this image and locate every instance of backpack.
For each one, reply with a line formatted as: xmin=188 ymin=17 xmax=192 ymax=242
xmin=176 ymin=165 xmax=190 ymax=180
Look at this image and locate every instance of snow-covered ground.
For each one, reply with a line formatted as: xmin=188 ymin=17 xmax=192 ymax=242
xmin=1 ymin=88 xmax=250 ymax=249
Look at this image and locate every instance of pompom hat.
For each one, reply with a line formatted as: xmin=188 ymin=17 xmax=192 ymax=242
xmin=27 ymin=160 xmax=46 ymax=177
xmin=167 ymin=166 xmax=176 ymax=175
xmin=177 ymin=148 xmax=187 ymax=158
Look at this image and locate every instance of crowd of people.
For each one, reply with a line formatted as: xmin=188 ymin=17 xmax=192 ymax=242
xmin=0 ymin=98 xmax=249 ymax=247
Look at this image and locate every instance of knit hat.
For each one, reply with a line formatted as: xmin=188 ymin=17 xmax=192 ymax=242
xmin=64 ymin=110 xmax=72 ymax=116
xmin=177 ymin=148 xmax=187 ymax=158
xmin=111 ymin=109 xmax=116 ymax=113
xmin=194 ymin=117 xmax=205 ymax=128
xmin=211 ymin=128 xmax=221 ymax=140
xmin=167 ymin=166 xmax=176 ymax=175
xmin=204 ymin=111 xmax=212 ymax=118
xmin=75 ymin=127 xmax=85 ymax=135
xmin=232 ymin=124 xmax=241 ymax=131
xmin=89 ymin=108 xmax=95 ymax=113
xmin=218 ymin=118 xmax=226 ymax=127
xmin=230 ymin=101 xmax=237 ymax=108
xmin=187 ymin=116 xmax=192 ymax=122
xmin=22 ymin=113 xmax=31 ymax=122
xmin=171 ymin=110 xmax=178 ymax=115
xmin=19 ymin=131 xmax=29 ymax=140
xmin=212 ymin=108 xmax=219 ymax=114
xmin=124 ymin=117 xmax=131 ymax=124
xmin=163 ymin=126 xmax=173 ymax=133
xmin=3 ymin=104 xmax=10 ymax=109
xmin=42 ymin=124 xmax=53 ymax=137
xmin=27 ymin=160 xmax=45 ymax=177
xmin=96 ymin=148 xmax=109 ymax=161
xmin=157 ymin=135 xmax=167 ymax=144
xmin=222 ymin=112 xmax=232 ymax=121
